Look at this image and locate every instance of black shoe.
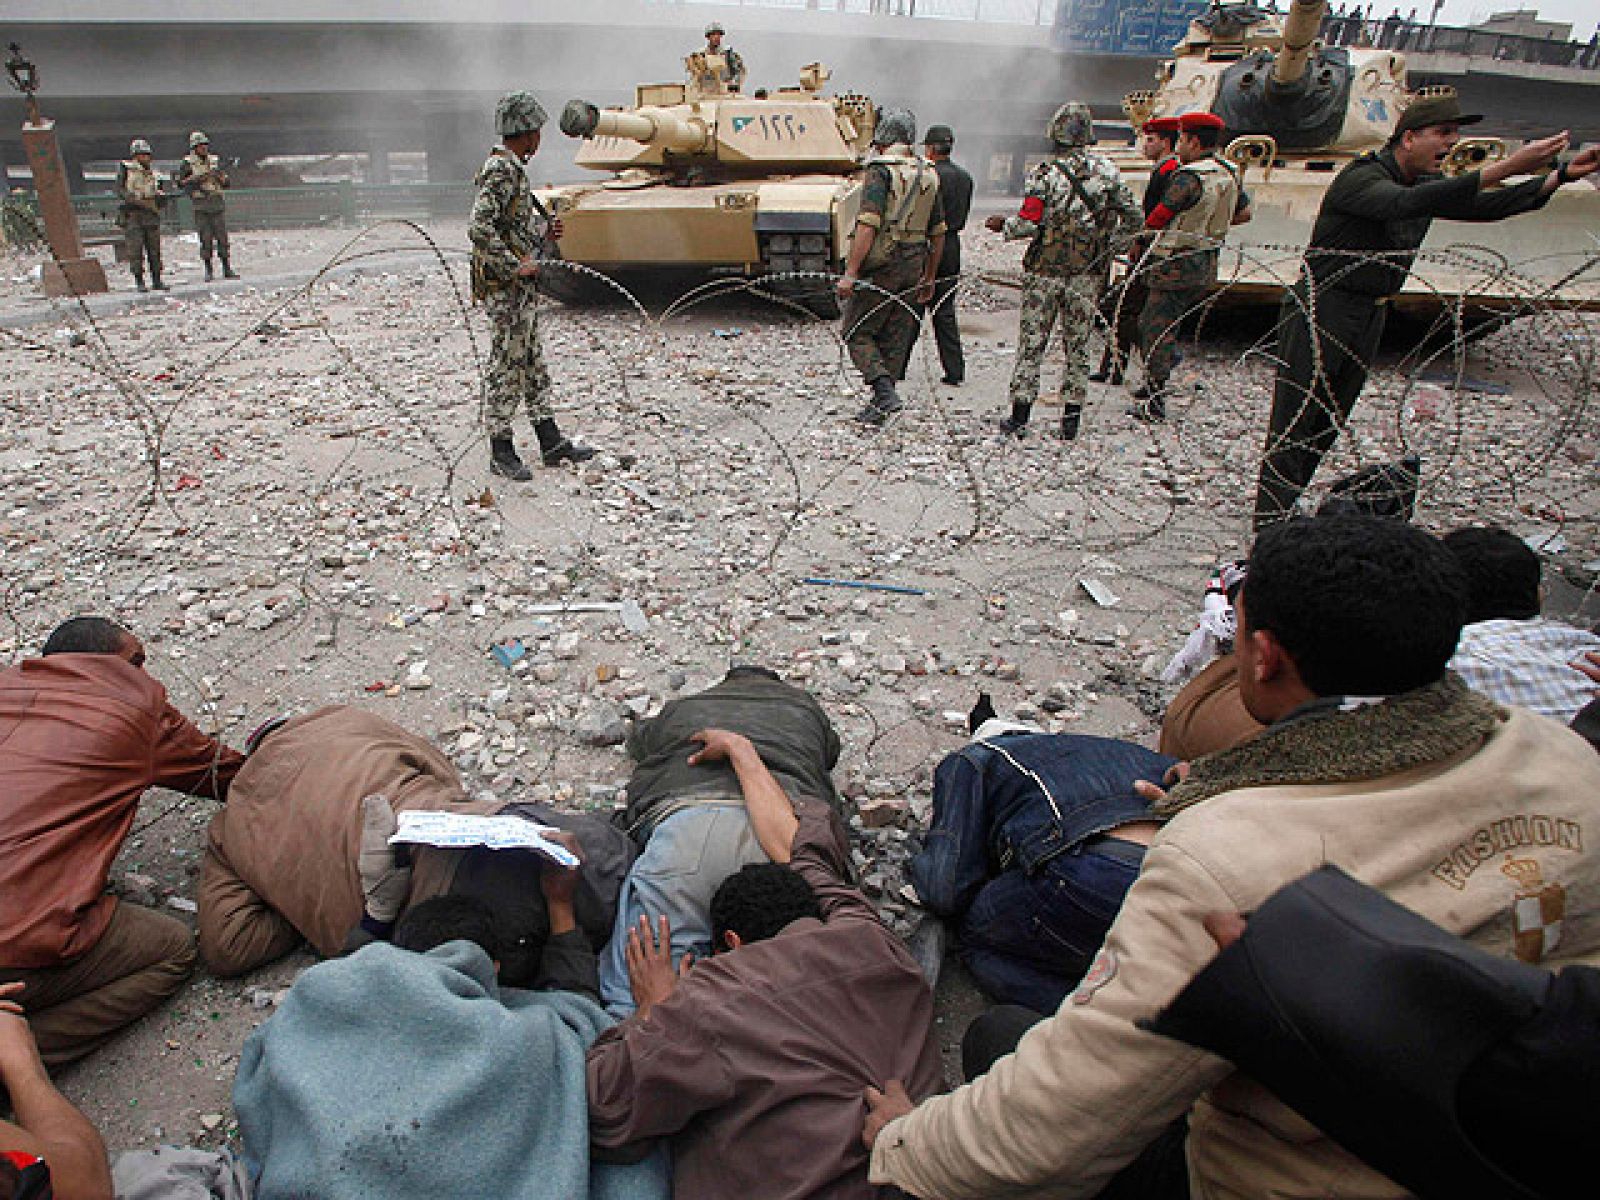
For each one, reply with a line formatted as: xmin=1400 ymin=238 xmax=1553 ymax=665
xmin=1127 ymin=399 xmax=1166 ymax=424
xmin=541 ymin=437 xmax=596 ymax=466
xmin=204 ymin=264 xmax=215 ymax=282
xmin=998 ymin=415 xmax=1029 ymax=437
xmin=223 ymin=266 xmax=240 ymax=279
xmin=151 ymin=279 xmax=169 ymax=292
xmin=857 ymin=377 xmax=903 ymax=425
xmin=1129 ymin=383 xmax=1151 ymax=401
xmin=134 ymin=278 xmax=148 ymax=293
xmin=1060 ymin=405 xmax=1083 ymax=441
xmin=489 ymin=435 xmax=533 ymax=481
xmin=967 ymin=691 xmax=998 ymax=733
xmin=941 ymin=375 xmax=963 ymax=386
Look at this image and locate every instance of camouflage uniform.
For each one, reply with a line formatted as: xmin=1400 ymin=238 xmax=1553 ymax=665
xmin=841 ymin=109 xmax=946 ymax=421
xmin=174 ymin=136 xmax=233 ymax=279
xmin=999 ymin=104 xmax=1138 ymax=436
xmin=1135 ymin=155 xmax=1243 ymax=403
xmin=116 ymin=152 xmax=165 ymax=290
xmin=469 ymin=147 xmax=553 ymax=438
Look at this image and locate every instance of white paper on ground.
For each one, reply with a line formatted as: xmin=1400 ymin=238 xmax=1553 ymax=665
xmin=389 ymin=810 xmax=581 ymax=867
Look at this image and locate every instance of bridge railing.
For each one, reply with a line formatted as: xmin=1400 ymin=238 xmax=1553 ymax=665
xmin=66 ymin=182 xmax=476 ymax=239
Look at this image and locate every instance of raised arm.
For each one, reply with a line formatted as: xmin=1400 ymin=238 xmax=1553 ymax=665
xmin=687 ymin=729 xmax=798 ymax=861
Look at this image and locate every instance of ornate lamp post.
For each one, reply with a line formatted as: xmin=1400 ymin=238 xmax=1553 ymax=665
xmin=6 ymin=42 xmax=109 ymax=297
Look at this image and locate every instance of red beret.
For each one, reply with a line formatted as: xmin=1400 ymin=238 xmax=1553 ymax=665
xmin=1143 ymin=116 xmax=1181 ymax=134
xmin=1178 ymin=111 xmax=1226 ymax=132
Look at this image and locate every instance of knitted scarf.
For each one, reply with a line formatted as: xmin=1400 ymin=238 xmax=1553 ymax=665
xmin=1154 ymin=674 xmax=1507 ymax=818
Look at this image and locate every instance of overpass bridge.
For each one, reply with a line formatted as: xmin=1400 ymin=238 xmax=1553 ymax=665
xmin=2 ymin=1 xmax=1596 ymax=193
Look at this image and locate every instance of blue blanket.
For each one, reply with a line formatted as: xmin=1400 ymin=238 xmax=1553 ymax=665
xmin=234 ymin=940 xmax=669 ymax=1200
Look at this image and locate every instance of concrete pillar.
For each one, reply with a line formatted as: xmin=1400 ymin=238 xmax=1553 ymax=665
xmin=367 ymin=141 xmax=391 ymax=185
xmin=22 ymin=119 xmax=108 ymax=296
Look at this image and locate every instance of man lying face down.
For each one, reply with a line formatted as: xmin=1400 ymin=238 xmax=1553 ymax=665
xmin=234 ymin=868 xmax=669 ymax=1200
xmin=586 ymin=742 xmax=943 ymax=1200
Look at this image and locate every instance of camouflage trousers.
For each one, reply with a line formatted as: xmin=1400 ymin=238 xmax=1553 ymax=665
xmin=842 ymin=250 xmax=925 ymax=385
xmin=482 ymin=284 xmax=553 ymax=437
xmin=194 ymin=208 xmax=230 ymax=263
xmin=1138 ymin=284 xmax=1206 ymax=391
xmin=1008 ymin=272 xmax=1101 ymax=409
xmin=123 ymin=216 xmax=162 ymax=280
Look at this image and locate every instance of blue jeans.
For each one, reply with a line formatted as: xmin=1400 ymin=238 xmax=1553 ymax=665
xmin=957 ymin=839 xmax=1145 ymax=1013
xmin=598 ymin=804 xmax=768 ymax=1017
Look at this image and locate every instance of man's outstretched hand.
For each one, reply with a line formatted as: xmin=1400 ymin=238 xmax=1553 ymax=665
xmin=862 ymin=1079 xmax=915 ymax=1150
xmin=627 ymin=914 xmax=692 ymax=1019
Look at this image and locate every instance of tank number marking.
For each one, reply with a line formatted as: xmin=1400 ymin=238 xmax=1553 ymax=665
xmin=731 ymin=114 xmax=807 ymax=139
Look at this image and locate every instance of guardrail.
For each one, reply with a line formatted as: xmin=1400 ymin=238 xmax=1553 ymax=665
xmin=61 ymin=182 xmax=476 ymax=240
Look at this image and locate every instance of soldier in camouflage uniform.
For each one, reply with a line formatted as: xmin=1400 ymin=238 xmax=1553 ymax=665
xmin=469 ymin=90 xmax=595 ymax=481
xmin=116 ymin=139 xmax=167 ymax=293
xmin=1128 ymin=111 xmax=1246 ymax=422
xmin=984 ymin=103 xmax=1138 ymax=440
xmin=174 ymin=131 xmax=237 ymax=282
xmin=700 ymin=23 xmax=747 ymax=92
xmin=837 ymin=108 xmax=946 ymax=426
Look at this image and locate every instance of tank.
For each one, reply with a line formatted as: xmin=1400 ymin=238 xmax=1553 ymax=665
xmin=537 ymin=61 xmax=874 ymax=315
xmin=1112 ymin=0 xmax=1600 ymax=317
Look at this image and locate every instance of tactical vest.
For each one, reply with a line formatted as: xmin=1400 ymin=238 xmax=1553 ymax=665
xmin=470 ymin=148 xmax=538 ymax=301
xmin=183 ymin=153 xmax=227 ymax=211
xmin=1023 ymin=153 xmax=1122 ymax=277
xmin=1150 ymin=155 xmax=1239 ymax=258
xmin=120 ymin=161 xmax=161 ymax=205
xmin=860 ymin=149 xmax=938 ymax=272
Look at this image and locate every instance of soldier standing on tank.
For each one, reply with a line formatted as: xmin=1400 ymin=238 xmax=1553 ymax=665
xmin=900 ymin=124 xmax=973 ymax=387
xmin=701 ymin=23 xmax=747 ymax=93
xmin=1252 ymin=95 xmax=1600 ymax=528
xmin=1127 ymin=110 xmax=1247 ymax=423
xmin=174 ymin=131 xmax=237 ymax=282
xmin=469 ymin=90 xmax=596 ymax=481
xmin=983 ymin=103 xmax=1138 ymax=441
xmin=116 ymin=139 xmax=166 ymax=293
xmin=837 ymin=108 xmax=946 ymax=426
xmin=1092 ymin=114 xmax=1182 ymax=388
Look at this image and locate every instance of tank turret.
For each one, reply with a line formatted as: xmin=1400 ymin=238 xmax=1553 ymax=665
xmin=1143 ymin=0 xmax=1407 ymax=153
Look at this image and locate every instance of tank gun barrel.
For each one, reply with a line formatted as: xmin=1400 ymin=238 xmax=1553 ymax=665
xmin=1272 ymin=0 xmax=1328 ymax=87
xmin=560 ymin=99 xmax=711 ymax=154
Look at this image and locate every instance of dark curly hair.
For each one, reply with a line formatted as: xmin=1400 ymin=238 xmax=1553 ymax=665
xmin=42 ymin=616 xmax=129 ymax=656
xmin=1243 ymin=515 xmax=1467 ymax=696
xmin=393 ymin=895 xmax=505 ymax=961
xmin=710 ymin=863 xmax=822 ymax=950
xmin=1441 ymin=527 xmax=1541 ymax=625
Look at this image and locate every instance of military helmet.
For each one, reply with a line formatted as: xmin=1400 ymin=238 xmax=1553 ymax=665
xmin=1047 ymin=102 xmax=1096 ymax=148
xmin=189 ymin=130 xmax=210 ymax=149
xmin=129 ymin=138 xmax=153 ymax=156
xmin=705 ymin=21 xmax=725 ymax=35
xmin=495 ymin=90 xmax=548 ymax=138
xmin=873 ymin=107 xmax=917 ymax=148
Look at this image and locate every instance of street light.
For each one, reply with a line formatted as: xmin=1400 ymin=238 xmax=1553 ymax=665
xmin=4 ymin=43 xmax=42 ymax=124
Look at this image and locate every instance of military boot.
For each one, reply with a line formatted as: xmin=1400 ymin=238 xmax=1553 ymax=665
xmin=133 ymin=272 xmax=148 ymax=294
xmin=203 ymin=259 xmax=215 ymax=283
xmin=222 ymin=256 xmax=239 ymax=280
xmin=534 ymin=418 xmax=596 ymax=466
xmin=1060 ymin=403 xmax=1084 ymax=441
xmin=151 ymin=274 xmax=169 ymax=292
xmin=489 ymin=435 xmax=533 ymax=482
xmin=998 ymin=400 xmax=1032 ymax=437
xmin=856 ymin=376 xmax=903 ymax=426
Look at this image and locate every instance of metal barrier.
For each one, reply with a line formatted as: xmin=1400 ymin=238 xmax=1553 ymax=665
xmin=67 ymin=182 xmax=476 ymax=238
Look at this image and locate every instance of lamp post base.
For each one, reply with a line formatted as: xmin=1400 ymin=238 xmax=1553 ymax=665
xmin=40 ymin=256 xmax=109 ymax=298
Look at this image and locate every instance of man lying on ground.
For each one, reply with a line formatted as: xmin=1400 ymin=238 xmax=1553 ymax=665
xmin=911 ymin=695 xmax=1174 ymax=1012
xmin=198 ymin=704 xmax=632 ymax=986
xmin=863 ymin=514 xmax=1600 ymax=1200
xmin=234 ymin=875 xmax=669 ymax=1200
xmin=598 ymin=666 xmax=842 ymax=1014
xmin=587 ymin=729 xmax=942 ymax=1200
xmin=0 ymin=617 xmax=243 ymax=1066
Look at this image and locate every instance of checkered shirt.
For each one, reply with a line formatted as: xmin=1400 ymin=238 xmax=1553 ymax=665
xmin=1449 ymin=618 xmax=1600 ymax=724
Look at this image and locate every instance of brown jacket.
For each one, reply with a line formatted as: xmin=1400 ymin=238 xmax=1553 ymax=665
xmin=1158 ymin=655 xmax=1263 ymax=762
xmin=588 ymin=802 xmax=945 ymax=1200
xmin=871 ymin=707 xmax=1600 ymax=1198
xmin=211 ymin=705 xmax=500 ymax=957
xmin=0 ymin=653 xmax=242 ymax=967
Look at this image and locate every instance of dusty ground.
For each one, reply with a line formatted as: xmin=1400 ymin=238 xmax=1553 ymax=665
xmin=2 ymin=207 xmax=1597 ymax=1154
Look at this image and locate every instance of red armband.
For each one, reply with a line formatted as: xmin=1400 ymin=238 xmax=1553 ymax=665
xmin=1145 ymin=203 xmax=1176 ymax=230
xmin=1018 ymin=196 xmax=1044 ymax=223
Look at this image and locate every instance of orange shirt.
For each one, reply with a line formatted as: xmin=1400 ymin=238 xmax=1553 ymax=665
xmin=0 ymin=653 xmax=243 ymax=967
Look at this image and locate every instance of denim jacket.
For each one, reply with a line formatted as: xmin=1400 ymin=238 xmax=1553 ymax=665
xmin=910 ymin=730 xmax=1176 ymax=918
